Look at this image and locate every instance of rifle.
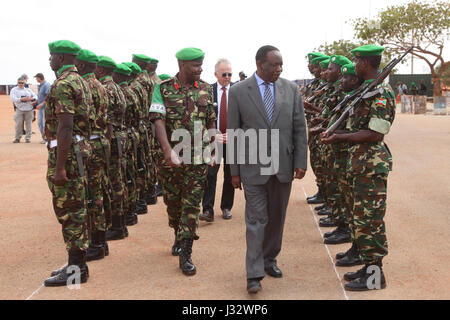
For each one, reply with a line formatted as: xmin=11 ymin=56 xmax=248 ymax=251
xmin=325 ymin=46 xmax=413 ymax=136
xmin=306 ymin=82 xmax=330 ymax=103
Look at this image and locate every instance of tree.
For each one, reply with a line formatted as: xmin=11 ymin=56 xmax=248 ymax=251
xmin=352 ymin=0 xmax=450 ymax=96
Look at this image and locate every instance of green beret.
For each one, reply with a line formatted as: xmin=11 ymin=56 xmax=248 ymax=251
xmin=133 ymin=54 xmax=152 ymax=63
xmin=330 ymin=55 xmax=352 ymax=67
xmin=351 ymin=44 xmax=385 ymax=57
xmin=76 ymin=49 xmax=98 ymax=64
xmin=319 ymin=58 xmax=331 ymax=69
xmin=123 ymin=62 xmax=142 ymax=74
xmin=48 ymin=40 xmax=81 ymax=55
xmin=175 ymin=47 xmax=205 ymax=61
xmin=308 ymin=52 xmax=324 ymax=61
xmin=114 ymin=63 xmax=132 ymax=76
xmin=311 ymin=55 xmax=330 ymax=65
xmin=159 ymin=74 xmax=171 ymax=81
xmin=341 ymin=63 xmax=356 ymax=76
xmin=97 ymin=56 xmax=117 ymax=69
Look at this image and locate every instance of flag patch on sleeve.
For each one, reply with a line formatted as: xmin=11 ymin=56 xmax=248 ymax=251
xmin=375 ymin=98 xmax=387 ymax=107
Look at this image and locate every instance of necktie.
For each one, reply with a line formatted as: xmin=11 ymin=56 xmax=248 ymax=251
xmin=219 ymin=87 xmax=227 ymax=133
xmin=263 ymin=82 xmax=274 ymax=123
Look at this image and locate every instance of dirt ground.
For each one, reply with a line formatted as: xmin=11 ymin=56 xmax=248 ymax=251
xmin=0 ymin=95 xmax=449 ymax=300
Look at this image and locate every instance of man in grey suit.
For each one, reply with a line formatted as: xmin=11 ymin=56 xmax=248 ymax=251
xmin=227 ymin=45 xmax=308 ymax=294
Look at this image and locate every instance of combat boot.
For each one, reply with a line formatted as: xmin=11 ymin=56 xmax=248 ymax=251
xmin=44 ymin=250 xmax=89 ymax=287
xmin=314 ymin=203 xmax=327 ymax=211
xmin=125 ymin=206 xmax=138 ymax=226
xmin=319 ymin=216 xmax=336 ymax=227
xmin=87 ymin=230 xmax=105 ymax=261
xmin=155 ymin=183 xmax=163 ymax=197
xmin=179 ymin=238 xmax=196 ymax=276
xmin=344 ymin=263 xmax=386 ymax=291
xmin=324 ymin=225 xmax=351 ymax=244
xmin=336 ymin=242 xmax=356 ymax=260
xmin=317 ymin=205 xmax=331 ymax=216
xmin=335 ymin=243 xmax=363 ymax=267
xmin=307 ymin=191 xmax=324 ymax=204
xmin=172 ymin=231 xmax=182 ymax=256
xmin=106 ymin=215 xmax=126 ymax=241
xmin=144 ymin=190 xmax=158 ymax=205
xmin=98 ymin=231 xmax=109 ymax=256
xmin=135 ymin=199 xmax=148 ymax=215
xmin=307 ymin=189 xmax=321 ymax=201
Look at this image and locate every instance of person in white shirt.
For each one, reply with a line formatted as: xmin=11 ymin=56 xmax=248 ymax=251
xmin=10 ymin=78 xmax=37 ymax=143
xmin=200 ymin=59 xmax=235 ymax=222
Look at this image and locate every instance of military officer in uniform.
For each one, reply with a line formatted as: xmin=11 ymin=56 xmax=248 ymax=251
xmin=150 ymin=47 xmax=216 ymax=276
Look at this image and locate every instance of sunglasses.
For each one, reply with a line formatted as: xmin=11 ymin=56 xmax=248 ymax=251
xmin=18 ymin=82 xmax=25 ymax=84
xmin=221 ymin=73 xmax=232 ymax=78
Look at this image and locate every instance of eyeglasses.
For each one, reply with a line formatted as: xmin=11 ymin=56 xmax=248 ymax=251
xmin=221 ymin=73 xmax=232 ymax=78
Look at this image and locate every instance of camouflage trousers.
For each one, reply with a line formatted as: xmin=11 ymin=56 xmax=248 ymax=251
xmin=329 ymin=150 xmax=351 ymax=226
xmin=87 ymin=137 xmax=112 ymax=232
xmin=110 ymin=132 xmax=125 ymax=217
xmin=309 ymin=135 xmax=326 ymax=192
xmin=157 ymin=163 xmax=208 ymax=241
xmin=136 ymin=123 xmax=149 ymax=199
xmin=351 ymin=172 xmax=389 ymax=264
xmin=123 ymin=129 xmax=139 ymax=213
xmin=46 ymin=147 xmax=89 ymax=252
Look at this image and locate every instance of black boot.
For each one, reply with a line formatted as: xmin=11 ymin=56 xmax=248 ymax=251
xmin=336 ymin=242 xmax=363 ymax=267
xmin=44 ymin=250 xmax=89 ymax=287
xmin=172 ymin=231 xmax=182 ymax=256
xmin=144 ymin=192 xmax=158 ymax=205
xmin=307 ymin=191 xmax=324 ymax=204
xmin=319 ymin=216 xmax=336 ymax=227
xmin=317 ymin=204 xmax=331 ymax=216
xmin=135 ymin=199 xmax=148 ymax=215
xmin=324 ymin=225 xmax=351 ymax=244
xmin=314 ymin=203 xmax=327 ymax=211
xmin=122 ymin=215 xmax=129 ymax=237
xmin=98 ymin=231 xmax=109 ymax=256
xmin=155 ymin=183 xmax=163 ymax=197
xmin=336 ymin=242 xmax=356 ymax=260
xmin=125 ymin=206 xmax=138 ymax=226
xmin=106 ymin=215 xmax=126 ymax=241
xmin=87 ymin=230 xmax=105 ymax=262
xmin=307 ymin=190 xmax=320 ymax=201
xmin=344 ymin=263 xmax=386 ymax=291
xmin=179 ymin=238 xmax=196 ymax=276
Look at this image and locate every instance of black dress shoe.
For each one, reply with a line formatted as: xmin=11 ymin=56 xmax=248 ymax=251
xmin=307 ymin=191 xmax=320 ymax=201
xmin=247 ymin=279 xmax=262 ymax=294
xmin=199 ymin=210 xmax=214 ymax=222
xmin=222 ymin=209 xmax=232 ymax=220
xmin=319 ymin=217 xmax=336 ymax=227
xmin=265 ymin=264 xmax=283 ymax=278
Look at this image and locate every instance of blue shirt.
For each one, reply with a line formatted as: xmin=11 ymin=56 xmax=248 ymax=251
xmin=254 ymin=72 xmax=275 ymax=103
xmin=37 ymin=80 xmax=51 ymax=105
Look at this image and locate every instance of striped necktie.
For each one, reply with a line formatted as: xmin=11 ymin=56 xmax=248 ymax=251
xmin=263 ymin=82 xmax=274 ymax=123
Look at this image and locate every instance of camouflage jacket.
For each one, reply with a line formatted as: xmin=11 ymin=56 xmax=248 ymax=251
xmin=301 ymin=78 xmax=320 ymax=98
xmin=149 ymin=74 xmax=216 ymax=165
xmin=129 ymin=78 xmax=147 ymax=121
xmin=136 ymin=71 xmax=154 ymax=117
xmin=345 ymin=81 xmax=396 ymax=176
xmin=83 ymin=73 xmax=109 ymax=136
xmin=119 ymin=82 xmax=140 ymax=129
xmin=45 ymin=65 xmax=92 ymax=143
xmin=99 ymin=75 xmax=126 ymax=131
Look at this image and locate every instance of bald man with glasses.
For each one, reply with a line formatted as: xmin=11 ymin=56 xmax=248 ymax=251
xmin=200 ymin=59 xmax=235 ymax=222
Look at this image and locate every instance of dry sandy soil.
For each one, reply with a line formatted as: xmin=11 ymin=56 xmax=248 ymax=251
xmin=0 ymin=95 xmax=449 ymax=300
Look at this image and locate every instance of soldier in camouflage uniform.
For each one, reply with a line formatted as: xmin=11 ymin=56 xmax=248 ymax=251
xmin=95 ymin=56 xmax=129 ymax=241
xmin=113 ymin=64 xmax=140 ymax=227
xmin=75 ymin=49 xmax=111 ymax=261
xmin=124 ymin=61 xmax=151 ymax=215
xmin=150 ymin=47 xmax=216 ymax=276
xmin=321 ymin=45 xmax=395 ymax=291
xmin=132 ymin=54 xmax=159 ymax=206
xmin=43 ymin=40 xmax=92 ymax=287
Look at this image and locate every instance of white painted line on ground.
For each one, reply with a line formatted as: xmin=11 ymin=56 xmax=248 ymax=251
xmin=25 ymin=264 xmax=66 ymax=300
xmin=302 ymin=186 xmax=350 ymax=301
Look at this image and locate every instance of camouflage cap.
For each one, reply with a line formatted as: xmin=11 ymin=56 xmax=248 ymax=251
xmin=311 ymin=55 xmax=330 ymax=65
xmin=76 ymin=49 xmax=99 ymax=64
xmin=48 ymin=40 xmax=81 ymax=55
xmin=114 ymin=63 xmax=132 ymax=76
xmin=341 ymin=63 xmax=356 ymax=75
xmin=97 ymin=56 xmax=117 ymax=69
xmin=123 ymin=62 xmax=142 ymax=74
xmin=308 ymin=52 xmax=324 ymax=61
xmin=351 ymin=44 xmax=385 ymax=57
xmin=158 ymin=74 xmax=171 ymax=81
xmin=175 ymin=47 xmax=205 ymax=61
xmin=319 ymin=58 xmax=331 ymax=69
xmin=330 ymin=55 xmax=352 ymax=67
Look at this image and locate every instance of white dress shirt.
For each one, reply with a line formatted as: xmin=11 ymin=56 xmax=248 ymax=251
xmin=216 ymin=82 xmax=231 ymax=132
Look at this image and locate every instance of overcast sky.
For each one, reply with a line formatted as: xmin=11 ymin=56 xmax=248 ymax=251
xmin=0 ymin=0 xmax=447 ymax=85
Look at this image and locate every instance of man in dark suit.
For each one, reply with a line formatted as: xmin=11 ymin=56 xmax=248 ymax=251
xmin=228 ymin=45 xmax=308 ymax=294
xmin=200 ymin=59 xmax=235 ymax=222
